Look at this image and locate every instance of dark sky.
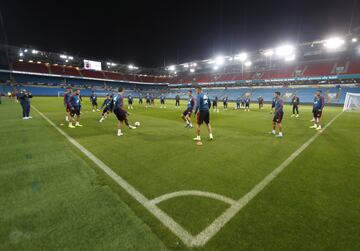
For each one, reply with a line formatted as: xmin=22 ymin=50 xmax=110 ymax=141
xmin=0 ymin=0 xmax=359 ymax=67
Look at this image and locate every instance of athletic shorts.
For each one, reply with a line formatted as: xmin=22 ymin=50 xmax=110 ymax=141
xmin=313 ymin=109 xmax=322 ymax=118
xmin=70 ymin=107 xmax=81 ymax=116
xmin=103 ymin=107 xmax=110 ymax=114
xmin=114 ymin=108 xmax=127 ymax=122
xmin=245 ymin=103 xmax=250 ymax=107
xmin=197 ymin=110 xmax=210 ymax=125
xmin=66 ymin=104 xmax=70 ymax=112
xmin=183 ymin=109 xmax=192 ymax=116
xmin=273 ymin=111 xmax=284 ymax=123
xmin=92 ymin=101 xmax=97 ymax=106
xmin=146 ymin=99 xmax=151 ymax=104
xmin=213 ymin=101 xmax=217 ymax=106
xmin=129 ymin=100 xmax=133 ymax=105
xmin=161 ymin=100 xmax=165 ymax=104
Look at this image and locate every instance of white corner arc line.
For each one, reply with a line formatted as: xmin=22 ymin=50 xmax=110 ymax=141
xmin=191 ymin=111 xmax=344 ymax=247
xmin=32 ymin=106 xmax=196 ymax=246
xmin=150 ymin=190 xmax=237 ymax=206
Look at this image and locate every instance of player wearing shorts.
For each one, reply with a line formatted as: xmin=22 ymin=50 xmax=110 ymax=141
xmin=68 ymin=89 xmax=83 ymax=128
xmin=90 ymin=91 xmax=99 ymax=112
xmin=291 ymin=95 xmax=300 ymax=118
xmin=223 ymin=96 xmax=228 ymax=110
xmin=63 ymin=87 xmax=72 ymax=122
xmin=99 ymin=95 xmax=112 ymax=122
xmin=128 ymin=93 xmax=134 ymax=110
xmin=244 ymin=97 xmax=250 ymax=112
xmin=175 ymin=94 xmax=180 ymax=108
xmin=213 ymin=96 xmax=219 ymax=112
xmin=181 ymin=90 xmax=195 ymax=128
xmin=270 ymin=91 xmax=284 ymax=138
xmin=160 ymin=94 xmax=166 ymax=108
xmin=258 ymin=96 xmax=264 ymax=109
xmin=193 ymin=86 xmax=213 ymax=141
xmin=236 ymin=96 xmax=241 ymax=110
xmin=310 ymin=90 xmax=325 ymax=130
xmin=139 ymin=93 xmax=143 ymax=104
xmin=146 ymin=93 xmax=151 ymax=107
xmin=112 ymin=87 xmax=136 ymax=136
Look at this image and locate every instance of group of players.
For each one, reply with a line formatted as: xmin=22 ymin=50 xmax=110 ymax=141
xmin=62 ymin=85 xmax=325 ymax=140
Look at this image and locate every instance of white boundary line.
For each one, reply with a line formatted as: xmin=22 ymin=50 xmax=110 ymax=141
xmin=33 ymin=105 xmax=342 ymax=247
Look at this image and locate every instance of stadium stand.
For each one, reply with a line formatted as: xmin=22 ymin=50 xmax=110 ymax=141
xmin=13 ymin=61 xmax=49 ymax=74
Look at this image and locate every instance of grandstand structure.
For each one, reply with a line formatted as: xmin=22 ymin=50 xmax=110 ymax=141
xmin=1 ymin=32 xmax=360 ymax=103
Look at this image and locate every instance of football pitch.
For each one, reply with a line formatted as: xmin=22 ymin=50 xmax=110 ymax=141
xmin=1 ymin=97 xmax=359 ymax=250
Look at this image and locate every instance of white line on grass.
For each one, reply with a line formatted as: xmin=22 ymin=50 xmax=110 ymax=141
xmin=32 ymin=106 xmax=196 ymax=246
xmin=191 ymin=111 xmax=344 ymax=246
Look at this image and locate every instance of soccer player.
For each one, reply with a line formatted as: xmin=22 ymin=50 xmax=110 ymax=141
xmin=99 ymin=94 xmax=112 ymax=122
xmin=213 ymin=96 xmax=219 ymax=112
xmin=270 ymin=96 xmax=276 ymax=114
xmin=310 ymin=90 xmax=325 ymax=130
xmin=291 ymin=94 xmax=300 ymax=118
xmin=128 ymin=93 xmax=134 ymax=110
xmin=146 ymin=93 xmax=151 ymax=107
xmin=139 ymin=93 xmax=143 ymax=104
xmin=270 ymin=91 xmax=284 ymax=138
xmin=258 ymin=96 xmax=264 ymax=109
xmin=151 ymin=94 xmax=155 ymax=105
xmin=193 ymin=86 xmax=213 ymax=141
xmin=236 ymin=96 xmax=241 ymax=110
xmin=18 ymin=89 xmax=33 ymax=119
xmin=112 ymin=87 xmax=136 ymax=136
xmin=160 ymin=94 xmax=166 ymax=108
xmin=223 ymin=95 xmax=228 ymax=110
xmin=244 ymin=96 xmax=250 ymax=112
xmin=68 ymin=89 xmax=83 ymax=128
xmin=181 ymin=90 xmax=195 ymax=128
xmin=63 ymin=87 xmax=72 ymax=122
xmin=90 ymin=91 xmax=99 ymax=112
xmin=175 ymin=94 xmax=180 ymax=108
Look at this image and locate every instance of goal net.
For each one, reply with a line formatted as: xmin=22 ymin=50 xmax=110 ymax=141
xmin=343 ymin=92 xmax=360 ymax=111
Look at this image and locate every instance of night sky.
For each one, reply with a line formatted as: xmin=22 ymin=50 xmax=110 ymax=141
xmin=0 ymin=0 xmax=359 ymax=67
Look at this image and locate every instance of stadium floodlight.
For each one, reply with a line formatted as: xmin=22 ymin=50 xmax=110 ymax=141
xmin=244 ymin=61 xmax=252 ymax=67
xmin=168 ymin=65 xmax=176 ymax=71
xmin=228 ymin=57 xmax=233 ymax=61
xmin=68 ymin=56 xmax=74 ymax=60
xmin=191 ymin=62 xmax=197 ymax=67
xmin=19 ymin=52 xmax=24 ymax=57
xmin=37 ymin=61 xmax=41 ymax=64
xmin=28 ymin=60 xmax=33 ymax=63
xmin=352 ymin=38 xmax=357 ymax=43
xmin=276 ymin=45 xmax=295 ymax=57
xmin=235 ymin=53 xmax=247 ymax=62
xmin=183 ymin=63 xmax=189 ymax=68
xmin=213 ymin=65 xmax=219 ymax=71
xmin=190 ymin=68 xmax=195 ymax=73
xmin=19 ymin=59 xmax=23 ymax=62
xmin=65 ymin=59 xmax=69 ymax=63
xmin=128 ymin=64 xmax=134 ymax=69
xmin=263 ymin=49 xmax=274 ymax=57
xmin=128 ymin=64 xmax=137 ymax=70
xmin=32 ymin=49 xmax=38 ymax=54
xmin=111 ymin=63 xmax=117 ymax=66
xmin=24 ymin=49 xmax=28 ymax=53
xmin=323 ymin=37 xmax=345 ymax=50
xmin=285 ymin=54 xmax=296 ymax=62
xmin=60 ymin=55 xmax=67 ymax=59
xmin=215 ymin=56 xmax=225 ymax=65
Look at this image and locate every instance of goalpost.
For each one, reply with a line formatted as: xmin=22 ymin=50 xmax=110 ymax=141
xmin=343 ymin=92 xmax=360 ymax=111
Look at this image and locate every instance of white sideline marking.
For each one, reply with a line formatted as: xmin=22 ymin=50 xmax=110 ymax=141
xmin=33 ymin=105 xmax=342 ymax=247
xmin=191 ymin=111 xmax=343 ymax=246
xmin=32 ymin=106 xmax=196 ymax=246
xmin=150 ymin=190 xmax=237 ymax=206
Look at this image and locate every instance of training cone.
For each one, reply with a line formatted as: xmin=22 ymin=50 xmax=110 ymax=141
xmin=196 ymin=141 xmax=203 ymax=146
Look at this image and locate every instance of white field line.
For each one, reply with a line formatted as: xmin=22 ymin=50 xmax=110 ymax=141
xmin=191 ymin=111 xmax=343 ymax=247
xmin=150 ymin=190 xmax=236 ymax=205
xmin=32 ymin=106 xmax=196 ymax=246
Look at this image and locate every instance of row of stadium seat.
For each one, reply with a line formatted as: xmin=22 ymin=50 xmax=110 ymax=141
xmin=10 ymin=59 xmax=360 ymax=85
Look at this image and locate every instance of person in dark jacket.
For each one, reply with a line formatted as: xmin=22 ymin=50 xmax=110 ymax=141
xmin=18 ymin=89 xmax=33 ymax=119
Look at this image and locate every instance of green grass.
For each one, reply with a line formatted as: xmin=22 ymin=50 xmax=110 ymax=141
xmin=1 ymin=97 xmax=359 ymax=250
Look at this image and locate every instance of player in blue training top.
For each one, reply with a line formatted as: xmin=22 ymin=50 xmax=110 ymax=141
xmin=270 ymin=96 xmax=276 ymax=114
xmin=181 ymin=90 xmax=195 ymax=128
xmin=236 ymin=96 xmax=241 ymax=110
xmin=90 ymin=91 xmax=99 ymax=112
xmin=68 ymin=89 xmax=83 ymax=128
xmin=270 ymin=91 xmax=284 ymax=138
xmin=112 ymin=87 xmax=136 ymax=136
xmin=193 ymin=86 xmax=213 ymax=141
xmin=223 ymin=95 xmax=228 ymax=110
xmin=160 ymin=94 xmax=166 ymax=108
xmin=146 ymin=93 xmax=151 ymax=107
xmin=128 ymin=93 xmax=134 ymax=110
xmin=213 ymin=96 xmax=219 ymax=112
xmin=310 ymin=90 xmax=325 ymax=130
xmin=63 ymin=86 xmax=72 ymax=122
xmin=99 ymin=94 xmax=112 ymax=123
xmin=244 ymin=96 xmax=251 ymax=112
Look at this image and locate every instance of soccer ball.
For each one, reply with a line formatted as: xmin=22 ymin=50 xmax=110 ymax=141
xmin=134 ymin=121 xmax=140 ymax=127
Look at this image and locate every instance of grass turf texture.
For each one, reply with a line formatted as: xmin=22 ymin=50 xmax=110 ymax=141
xmin=1 ymin=97 xmax=359 ymax=250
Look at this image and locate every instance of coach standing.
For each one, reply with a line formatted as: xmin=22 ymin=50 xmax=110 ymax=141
xmin=18 ymin=89 xmax=33 ymax=119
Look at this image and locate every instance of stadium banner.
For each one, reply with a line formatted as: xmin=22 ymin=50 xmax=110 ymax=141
xmin=83 ymin=60 xmax=102 ymax=71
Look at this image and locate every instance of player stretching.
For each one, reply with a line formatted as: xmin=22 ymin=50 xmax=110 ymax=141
xmin=258 ymin=96 xmax=264 ymax=109
xmin=223 ymin=96 xmax=228 ymax=110
xmin=90 ymin=91 xmax=99 ymax=112
xmin=68 ymin=89 xmax=83 ymax=128
xmin=270 ymin=91 xmax=284 ymax=138
xmin=193 ymin=87 xmax=213 ymax=141
xmin=63 ymin=86 xmax=72 ymax=122
xmin=99 ymin=95 xmax=112 ymax=122
xmin=160 ymin=94 xmax=166 ymax=108
xmin=244 ymin=96 xmax=250 ymax=112
xmin=181 ymin=90 xmax=195 ymax=128
xmin=291 ymin=94 xmax=300 ymax=118
xmin=310 ymin=90 xmax=325 ymax=130
xmin=112 ymin=87 xmax=136 ymax=136
xmin=213 ymin=96 xmax=219 ymax=112
xmin=128 ymin=93 xmax=134 ymax=110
